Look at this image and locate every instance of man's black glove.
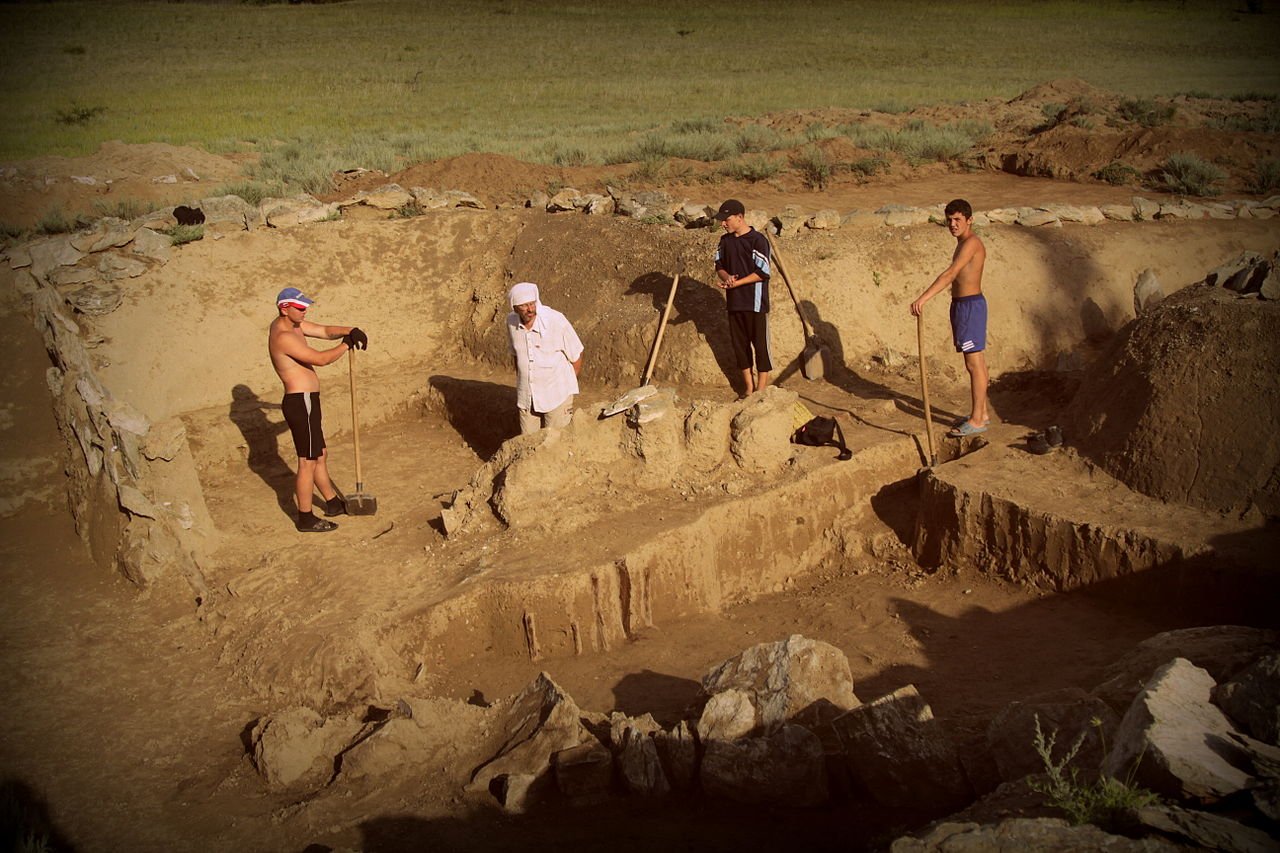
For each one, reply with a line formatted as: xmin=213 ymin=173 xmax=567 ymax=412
xmin=343 ymin=327 xmax=368 ymax=350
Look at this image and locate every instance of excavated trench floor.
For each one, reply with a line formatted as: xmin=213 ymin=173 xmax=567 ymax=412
xmin=183 ymin=358 xmax=1270 ymax=725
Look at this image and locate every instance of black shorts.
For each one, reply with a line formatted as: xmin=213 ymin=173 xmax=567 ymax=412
xmin=727 ymin=311 xmax=773 ymax=372
xmin=282 ymin=392 xmax=326 ymax=460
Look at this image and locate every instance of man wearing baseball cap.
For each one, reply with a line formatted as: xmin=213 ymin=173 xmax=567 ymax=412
xmin=268 ymin=287 xmax=368 ymax=532
xmin=713 ymin=199 xmax=773 ymax=397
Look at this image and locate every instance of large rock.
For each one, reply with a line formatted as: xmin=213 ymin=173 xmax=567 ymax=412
xmin=729 ymin=386 xmax=799 ymax=474
xmin=263 ymin=194 xmax=338 ymax=228
xmin=697 ymin=689 xmax=757 ymax=741
xmin=833 ymin=685 xmax=971 ymax=809
xmin=351 ymin=183 xmax=413 ymax=211
xmin=70 ymin=217 xmax=135 ymax=253
xmin=700 ymin=723 xmax=828 ymax=806
xmin=891 ymin=818 xmax=1179 ymax=852
xmin=1103 ymin=657 xmax=1254 ymax=801
xmin=198 ymin=194 xmax=258 ymax=232
xmin=547 ymin=188 xmax=584 ymax=212
xmin=65 ymin=283 xmax=123 ymax=316
xmin=654 ymin=721 xmax=698 ymax=791
xmin=1132 ymin=268 xmax=1164 ymax=317
xmin=1135 ymin=805 xmax=1277 ymax=853
xmin=1092 ymin=627 xmax=1280 ymax=714
xmin=675 ymin=202 xmax=714 ymax=228
xmin=700 ymin=634 xmax=859 ymax=734
xmin=96 ymin=252 xmax=148 ymax=281
xmin=1203 ymin=251 xmax=1268 ymax=293
xmin=130 ymin=228 xmax=171 ymax=263
xmin=467 ymin=673 xmax=593 ymax=794
xmin=1214 ymin=652 xmax=1280 ymax=745
xmin=618 ymin=726 xmax=670 ymax=797
xmin=552 ymin=741 xmax=613 ymax=804
xmin=986 ymin=688 xmax=1118 ymax=784
xmin=28 ymin=235 xmax=85 ymax=280
xmin=250 ymin=706 xmax=363 ymax=792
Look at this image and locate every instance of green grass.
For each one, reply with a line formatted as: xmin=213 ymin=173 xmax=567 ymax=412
xmin=719 ymin=155 xmax=781 ymax=183
xmin=0 ymin=0 xmax=1277 ymax=169
xmin=1247 ymin=158 xmax=1280 ymax=194
xmin=1094 ymin=161 xmax=1141 ymax=186
xmin=842 ymin=119 xmax=992 ymax=164
xmin=1160 ymin=152 xmax=1226 ymax=196
xmin=791 ymin=145 xmax=831 ymax=190
xmin=1115 ymin=97 xmax=1176 ymax=128
xmin=92 ymin=198 xmax=157 ymax=220
xmin=1029 ymin=715 xmax=1159 ymax=835
xmin=163 ymin=224 xmax=204 ymax=245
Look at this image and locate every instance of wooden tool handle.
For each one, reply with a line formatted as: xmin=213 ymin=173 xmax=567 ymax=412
xmin=348 ymin=348 xmax=364 ymax=487
xmin=917 ymin=312 xmax=936 ymax=467
xmin=769 ymin=241 xmax=814 ymax=339
xmin=641 ymin=274 xmax=679 ymax=387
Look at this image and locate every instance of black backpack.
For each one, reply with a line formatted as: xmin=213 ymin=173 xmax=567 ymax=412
xmin=792 ymin=412 xmax=853 ymax=461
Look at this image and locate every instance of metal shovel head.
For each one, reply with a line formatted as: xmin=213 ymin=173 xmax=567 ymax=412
xmin=345 ymin=490 xmax=378 ymax=516
xmin=602 ymin=384 xmax=658 ymax=417
xmin=800 ymin=339 xmax=825 ymax=381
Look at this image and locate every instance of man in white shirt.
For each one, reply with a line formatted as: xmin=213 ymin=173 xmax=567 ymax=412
xmin=507 ymin=281 xmax=584 ymax=434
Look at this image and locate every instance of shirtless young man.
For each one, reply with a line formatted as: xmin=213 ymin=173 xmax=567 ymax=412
xmin=909 ymin=199 xmax=989 ymax=436
xmin=268 ymin=287 xmax=367 ymax=532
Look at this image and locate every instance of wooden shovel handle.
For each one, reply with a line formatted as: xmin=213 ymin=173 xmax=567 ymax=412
xmin=769 ymin=241 xmax=814 ymax=340
xmin=917 ymin=312 xmax=937 ymax=467
xmin=641 ymin=274 xmax=679 ymax=387
xmin=348 ymin=347 xmax=364 ymax=486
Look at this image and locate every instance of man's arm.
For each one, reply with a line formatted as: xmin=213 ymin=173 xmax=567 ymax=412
xmin=274 ymin=331 xmax=349 ymax=367
xmin=570 ymin=355 xmax=583 ymax=377
xmin=300 ymin=320 xmax=353 ymax=340
xmin=910 ymin=239 xmax=981 ymax=316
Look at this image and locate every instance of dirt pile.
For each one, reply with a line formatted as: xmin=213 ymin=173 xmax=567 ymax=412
xmin=1066 ymin=282 xmax=1280 ymax=519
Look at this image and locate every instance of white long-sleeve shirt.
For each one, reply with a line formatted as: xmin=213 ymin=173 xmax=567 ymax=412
xmin=508 ymin=304 xmax=583 ymax=414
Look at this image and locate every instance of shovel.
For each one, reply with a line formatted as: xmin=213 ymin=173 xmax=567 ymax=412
xmin=768 ymin=240 xmax=824 ymax=381
xmin=344 ymin=346 xmax=378 ymax=515
xmin=602 ymin=274 xmax=679 ymax=417
xmin=916 ymin=312 xmax=937 ymax=468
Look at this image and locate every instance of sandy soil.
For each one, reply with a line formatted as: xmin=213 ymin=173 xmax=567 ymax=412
xmin=2 ymin=81 xmax=1279 ymax=851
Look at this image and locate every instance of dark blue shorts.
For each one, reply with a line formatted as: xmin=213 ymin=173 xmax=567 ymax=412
xmin=950 ymin=294 xmax=987 ymax=353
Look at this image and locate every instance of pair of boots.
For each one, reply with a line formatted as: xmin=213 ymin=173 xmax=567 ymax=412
xmin=1028 ymin=425 xmax=1064 ymax=455
xmin=296 ymin=495 xmax=346 ymax=532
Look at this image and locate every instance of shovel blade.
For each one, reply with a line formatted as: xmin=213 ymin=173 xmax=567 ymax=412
xmin=345 ymin=492 xmax=378 ymax=516
xmin=800 ymin=341 xmax=825 ymax=380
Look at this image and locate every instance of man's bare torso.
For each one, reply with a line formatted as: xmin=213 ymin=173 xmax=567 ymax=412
xmin=950 ymin=232 xmax=986 ymax=298
xmin=269 ymin=317 xmax=320 ymax=393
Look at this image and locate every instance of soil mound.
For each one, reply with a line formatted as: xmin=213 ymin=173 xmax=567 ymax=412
xmin=1066 ymin=285 xmax=1280 ymax=519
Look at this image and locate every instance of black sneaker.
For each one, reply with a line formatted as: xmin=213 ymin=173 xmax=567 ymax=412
xmin=1046 ymin=425 xmax=1064 ymax=447
xmin=296 ymin=516 xmax=338 ymax=533
xmin=1028 ymin=433 xmax=1053 ymax=455
xmin=323 ymin=496 xmax=348 ymax=517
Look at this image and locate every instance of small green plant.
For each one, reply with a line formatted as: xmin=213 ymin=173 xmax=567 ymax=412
xmin=872 ymin=270 xmax=883 ymax=287
xmin=216 ymin=181 xmax=284 ymax=206
xmin=1040 ymin=102 xmax=1068 ymax=128
xmin=163 ymin=224 xmax=204 ymax=245
xmin=0 ymin=222 xmax=25 ymax=241
xmin=1116 ymin=98 xmax=1175 ymax=128
xmin=629 ymin=156 xmax=668 ymax=182
xmin=53 ymin=102 xmax=106 ymax=125
xmin=390 ymin=202 xmax=421 ymax=219
xmin=35 ymin=208 xmax=81 ymax=235
xmin=1160 ymin=152 xmax=1226 ymax=196
xmin=319 ymin=209 xmax=343 ymax=223
xmin=1215 ymin=102 xmax=1280 ymax=133
xmin=719 ymin=155 xmax=780 ymax=183
xmin=1069 ymin=116 xmax=1095 ymax=130
xmin=1029 ymin=715 xmax=1159 ymax=833
xmin=1094 ymin=161 xmax=1141 ymax=186
xmin=735 ymin=123 xmax=788 ymax=154
xmin=849 ymin=155 xmax=890 ymax=179
xmin=93 ymin=198 xmax=157 ymax=221
xmin=551 ymin=147 xmax=589 ymax=167
xmin=791 ymin=145 xmax=831 ymax=190
xmin=1247 ymin=159 xmax=1280 ymax=195
xmin=804 ymin=121 xmax=835 ymax=142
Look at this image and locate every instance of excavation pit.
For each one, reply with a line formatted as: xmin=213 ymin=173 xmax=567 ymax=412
xmin=10 ymin=203 xmax=1280 ymax=847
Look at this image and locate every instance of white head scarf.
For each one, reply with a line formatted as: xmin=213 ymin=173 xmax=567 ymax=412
xmin=509 ymin=281 xmax=540 ymax=309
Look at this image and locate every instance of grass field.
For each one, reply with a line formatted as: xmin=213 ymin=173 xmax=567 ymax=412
xmin=1 ymin=0 xmax=1278 ymax=171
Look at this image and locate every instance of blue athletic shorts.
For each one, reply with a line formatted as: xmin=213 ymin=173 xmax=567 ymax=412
xmin=950 ymin=294 xmax=987 ymax=353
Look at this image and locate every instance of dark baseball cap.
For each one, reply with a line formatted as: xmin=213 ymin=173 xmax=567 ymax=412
xmin=714 ymin=199 xmax=745 ymax=221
